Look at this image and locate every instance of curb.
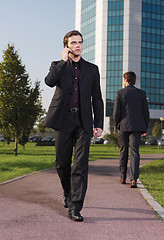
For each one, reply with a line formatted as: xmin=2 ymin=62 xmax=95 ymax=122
xmin=138 ymin=178 xmax=164 ymax=221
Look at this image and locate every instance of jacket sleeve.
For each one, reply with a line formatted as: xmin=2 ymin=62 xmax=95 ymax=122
xmin=92 ymin=66 xmax=104 ymax=130
xmin=142 ymin=92 xmax=149 ymax=130
xmin=113 ymin=91 xmax=121 ymax=129
xmin=45 ymin=60 xmax=66 ymax=87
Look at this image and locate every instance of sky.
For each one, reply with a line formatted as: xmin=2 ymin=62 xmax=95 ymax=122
xmin=0 ymin=0 xmax=76 ymax=111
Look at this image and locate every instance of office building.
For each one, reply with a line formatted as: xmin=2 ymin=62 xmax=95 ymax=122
xmin=76 ymin=0 xmax=164 ymax=133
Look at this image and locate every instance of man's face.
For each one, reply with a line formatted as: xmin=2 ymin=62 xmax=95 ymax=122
xmin=67 ymin=35 xmax=83 ymax=57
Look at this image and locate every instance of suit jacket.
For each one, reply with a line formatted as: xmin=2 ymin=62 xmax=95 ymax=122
xmin=44 ymin=58 xmax=104 ymax=134
xmin=113 ymin=84 xmax=149 ymax=133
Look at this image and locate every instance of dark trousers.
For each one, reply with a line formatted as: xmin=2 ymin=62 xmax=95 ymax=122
xmin=118 ymin=131 xmax=141 ymax=181
xmin=54 ymin=111 xmax=91 ymax=212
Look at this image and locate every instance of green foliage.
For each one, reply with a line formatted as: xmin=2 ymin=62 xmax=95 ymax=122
xmin=152 ymin=121 xmax=161 ymax=137
xmin=103 ymin=129 xmax=118 ymax=149
xmin=0 ymin=44 xmax=43 ymax=154
xmin=36 ymin=114 xmax=47 ymax=134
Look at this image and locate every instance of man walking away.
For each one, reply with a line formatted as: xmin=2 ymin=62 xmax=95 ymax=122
xmin=113 ymin=71 xmax=149 ymax=188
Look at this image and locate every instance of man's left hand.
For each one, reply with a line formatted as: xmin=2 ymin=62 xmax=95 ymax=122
xmin=93 ymin=128 xmax=103 ymax=138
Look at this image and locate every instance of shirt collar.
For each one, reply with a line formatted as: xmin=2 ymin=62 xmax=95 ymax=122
xmin=69 ymin=57 xmax=81 ymax=67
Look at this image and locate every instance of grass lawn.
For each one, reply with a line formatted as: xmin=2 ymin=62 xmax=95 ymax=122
xmin=0 ymin=142 xmax=164 ymax=208
xmin=140 ymin=159 xmax=164 ymax=208
xmin=0 ymin=142 xmax=56 ymax=182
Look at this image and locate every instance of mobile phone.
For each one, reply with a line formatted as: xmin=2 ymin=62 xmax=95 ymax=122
xmin=67 ymin=46 xmax=71 ymax=54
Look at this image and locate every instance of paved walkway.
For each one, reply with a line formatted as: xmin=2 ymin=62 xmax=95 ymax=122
xmin=0 ymin=154 xmax=164 ymax=240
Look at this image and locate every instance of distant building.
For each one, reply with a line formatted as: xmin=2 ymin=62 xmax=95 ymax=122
xmin=76 ymin=0 xmax=164 ymax=133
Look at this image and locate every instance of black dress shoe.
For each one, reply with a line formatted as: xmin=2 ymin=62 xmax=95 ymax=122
xmin=68 ymin=210 xmax=84 ymax=222
xmin=120 ymin=179 xmax=126 ymax=184
xmin=63 ymin=195 xmax=68 ymax=208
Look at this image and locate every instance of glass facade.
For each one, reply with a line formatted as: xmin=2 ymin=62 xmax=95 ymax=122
xmin=106 ymin=0 xmax=124 ymax=116
xmin=141 ymin=0 xmax=164 ymax=110
xmin=81 ymin=0 xmax=96 ymax=62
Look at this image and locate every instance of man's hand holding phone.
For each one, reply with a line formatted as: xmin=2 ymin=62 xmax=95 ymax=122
xmin=62 ymin=47 xmax=72 ymax=62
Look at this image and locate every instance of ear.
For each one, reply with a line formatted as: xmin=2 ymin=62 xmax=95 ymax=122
xmin=123 ymin=78 xmax=128 ymax=88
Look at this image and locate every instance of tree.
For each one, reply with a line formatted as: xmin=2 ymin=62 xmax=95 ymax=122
xmin=36 ymin=113 xmax=47 ymax=134
xmin=0 ymin=44 xmax=43 ymax=155
xmin=103 ymin=129 xmax=118 ymax=149
xmin=152 ymin=121 xmax=161 ymax=138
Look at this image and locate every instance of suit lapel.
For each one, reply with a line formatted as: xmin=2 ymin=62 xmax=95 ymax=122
xmin=79 ymin=58 xmax=86 ymax=81
xmin=79 ymin=58 xmax=89 ymax=89
xmin=65 ymin=60 xmax=74 ymax=78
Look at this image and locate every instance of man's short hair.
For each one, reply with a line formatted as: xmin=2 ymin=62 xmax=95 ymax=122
xmin=63 ymin=30 xmax=83 ymax=47
xmin=123 ymin=71 xmax=136 ymax=85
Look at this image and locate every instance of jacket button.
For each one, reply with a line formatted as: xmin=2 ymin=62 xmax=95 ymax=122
xmin=70 ymin=92 xmax=72 ymax=95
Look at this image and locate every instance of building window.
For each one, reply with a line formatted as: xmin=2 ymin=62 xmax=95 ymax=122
xmin=106 ymin=0 xmax=124 ymax=117
xmin=141 ymin=0 xmax=164 ymax=110
xmin=81 ymin=0 xmax=96 ymax=63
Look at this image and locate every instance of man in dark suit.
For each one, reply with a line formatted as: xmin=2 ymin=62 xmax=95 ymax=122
xmin=113 ymin=71 xmax=149 ymax=188
xmin=44 ymin=30 xmax=104 ymax=221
